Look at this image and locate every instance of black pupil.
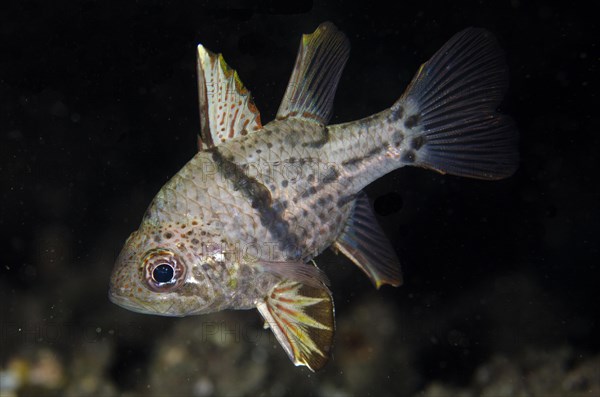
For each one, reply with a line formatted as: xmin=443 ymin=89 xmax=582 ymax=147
xmin=153 ymin=264 xmax=174 ymax=283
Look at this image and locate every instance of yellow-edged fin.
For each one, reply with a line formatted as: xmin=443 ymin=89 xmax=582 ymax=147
xmin=256 ymin=280 xmax=335 ymax=371
xmin=332 ymin=192 xmax=402 ymax=288
xmin=196 ymin=45 xmax=262 ymax=149
xmin=276 ymin=22 xmax=350 ymax=125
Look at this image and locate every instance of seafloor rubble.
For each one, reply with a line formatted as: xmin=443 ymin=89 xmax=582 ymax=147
xmin=416 ymin=348 xmax=600 ymax=397
xmin=1 ymin=274 xmax=598 ymax=396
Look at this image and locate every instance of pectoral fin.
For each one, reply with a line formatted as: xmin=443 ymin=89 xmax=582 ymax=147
xmin=332 ymin=192 xmax=403 ymax=288
xmin=257 ymin=259 xmax=330 ymax=288
xmin=256 ymin=280 xmax=335 ymax=371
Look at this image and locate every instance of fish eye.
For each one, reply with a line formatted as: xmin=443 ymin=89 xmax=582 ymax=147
xmin=142 ymin=249 xmax=186 ymax=292
xmin=153 ymin=263 xmax=174 ymax=283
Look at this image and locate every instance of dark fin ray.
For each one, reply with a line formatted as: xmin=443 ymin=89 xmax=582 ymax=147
xmin=397 ymin=28 xmax=518 ymax=180
xmin=332 ymin=192 xmax=402 ymax=288
xmin=256 ymin=280 xmax=335 ymax=371
xmin=276 ymin=22 xmax=350 ymax=125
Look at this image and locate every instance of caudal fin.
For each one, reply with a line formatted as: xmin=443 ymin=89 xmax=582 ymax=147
xmin=392 ymin=28 xmax=518 ymax=180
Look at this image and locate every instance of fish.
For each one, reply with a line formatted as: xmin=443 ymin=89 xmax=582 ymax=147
xmin=109 ymin=22 xmax=518 ymax=371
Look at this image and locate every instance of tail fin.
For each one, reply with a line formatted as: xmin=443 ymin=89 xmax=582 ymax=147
xmin=392 ymin=28 xmax=518 ymax=180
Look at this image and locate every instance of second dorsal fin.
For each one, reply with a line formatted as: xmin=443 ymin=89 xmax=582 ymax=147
xmin=196 ymin=45 xmax=262 ymax=149
xmin=276 ymin=22 xmax=350 ymax=125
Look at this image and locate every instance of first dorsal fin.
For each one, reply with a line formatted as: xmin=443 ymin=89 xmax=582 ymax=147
xmin=276 ymin=22 xmax=350 ymax=125
xmin=196 ymin=45 xmax=262 ymax=150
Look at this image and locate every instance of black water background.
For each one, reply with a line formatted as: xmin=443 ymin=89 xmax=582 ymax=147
xmin=1 ymin=0 xmax=598 ymax=390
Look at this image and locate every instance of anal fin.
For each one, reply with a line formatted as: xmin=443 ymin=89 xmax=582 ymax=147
xmin=256 ymin=280 xmax=335 ymax=371
xmin=332 ymin=192 xmax=402 ymax=288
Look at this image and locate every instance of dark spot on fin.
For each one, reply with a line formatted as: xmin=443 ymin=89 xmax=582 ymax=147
xmin=404 ymin=114 xmax=420 ymax=129
xmin=411 ymin=136 xmax=425 ymax=150
xmin=393 ymin=28 xmax=518 ymax=179
xmin=401 ymin=150 xmax=416 ymax=163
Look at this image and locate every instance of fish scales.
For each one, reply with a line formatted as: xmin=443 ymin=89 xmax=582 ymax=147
xmin=110 ymin=23 xmax=518 ymax=371
xmin=148 ymin=113 xmax=408 ymax=264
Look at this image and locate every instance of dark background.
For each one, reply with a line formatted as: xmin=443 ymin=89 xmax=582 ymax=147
xmin=1 ymin=0 xmax=598 ymax=395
